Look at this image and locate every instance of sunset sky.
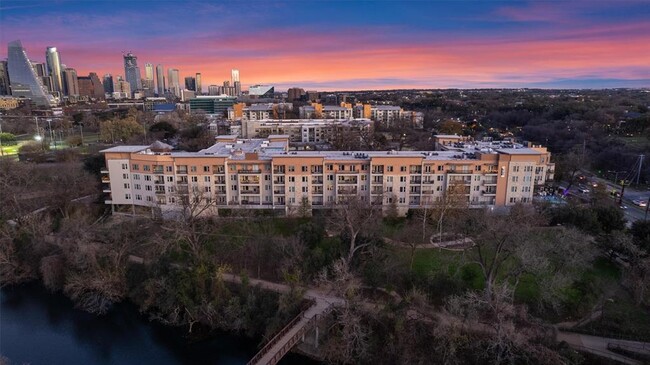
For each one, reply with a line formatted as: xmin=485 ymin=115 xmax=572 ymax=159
xmin=1 ymin=0 xmax=649 ymax=91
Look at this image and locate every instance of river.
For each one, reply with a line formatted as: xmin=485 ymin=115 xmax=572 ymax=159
xmin=0 ymin=284 xmax=318 ymax=365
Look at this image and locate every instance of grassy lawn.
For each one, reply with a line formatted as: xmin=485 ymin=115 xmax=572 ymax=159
xmin=578 ymin=294 xmax=650 ymax=341
xmin=617 ymin=136 xmax=650 ymax=150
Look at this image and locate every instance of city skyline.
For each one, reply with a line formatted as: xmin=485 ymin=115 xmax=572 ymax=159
xmin=0 ymin=0 xmax=649 ymax=90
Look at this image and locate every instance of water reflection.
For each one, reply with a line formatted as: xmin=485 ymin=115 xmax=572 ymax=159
xmin=0 ymin=284 xmax=317 ymax=365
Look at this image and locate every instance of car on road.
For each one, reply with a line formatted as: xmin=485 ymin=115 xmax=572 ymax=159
xmin=620 ymin=205 xmax=628 ymax=210
xmin=633 ymin=199 xmax=647 ymax=207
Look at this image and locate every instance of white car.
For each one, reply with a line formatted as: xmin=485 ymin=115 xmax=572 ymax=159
xmin=633 ymin=199 xmax=647 ymax=207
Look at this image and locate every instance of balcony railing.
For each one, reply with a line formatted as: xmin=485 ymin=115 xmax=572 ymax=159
xmin=241 ymin=189 xmax=260 ymax=194
xmin=238 ymin=169 xmax=262 ymax=174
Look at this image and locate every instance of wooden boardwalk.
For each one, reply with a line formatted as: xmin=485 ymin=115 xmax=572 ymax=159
xmin=220 ymin=274 xmax=344 ymax=365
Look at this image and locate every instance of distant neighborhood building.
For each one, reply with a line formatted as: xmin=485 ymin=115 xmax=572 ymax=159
xmin=189 ymin=95 xmax=237 ymax=115
xmin=299 ymin=103 xmax=353 ymax=119
xmin=239 ymin=118 xmax=373 ymax=143
xmin=227 ymin=103 xmax=294 ymax=121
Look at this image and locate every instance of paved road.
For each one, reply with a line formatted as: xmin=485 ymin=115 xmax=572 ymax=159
xmin=557 ymin=331 xmax=650 ymax=365
xmin=588 ymin=175 xmax=650 ymax=223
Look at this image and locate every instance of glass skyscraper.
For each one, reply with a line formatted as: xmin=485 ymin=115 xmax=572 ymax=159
xmin=7 ymin=40 xmax=55 ymax=106
xmin=45 ymin=46 xmax=63 ymax=94
xmin=123 ymin=52 xmax=142 ymax=94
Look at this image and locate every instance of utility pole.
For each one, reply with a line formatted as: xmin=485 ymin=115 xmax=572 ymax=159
xmin=637 ymin=154 xmax=644 ymax=185
xmin=619 ymin=180 xmax=626 ymax=205
xmin=0 ymin=119 xmax=4 ymax=157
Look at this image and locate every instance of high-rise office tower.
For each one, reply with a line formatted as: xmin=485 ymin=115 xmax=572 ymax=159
xmin=184 ymin=76 xmax=195 ymax=91
xmin=208 ymin=85 xmax=219 ymax=95
xmin=155 ymin=64 xmax=165 ymax=95
xmin=195 ymin=73 xmax=202 ymax=94
xmin=102 ymin=74 xmax=114 ymax=94
xmin=45 ymin=46 xmax=63 ymax=94
xmin=7 ymin=40 xmax=55 ymax=106
xmin=0 ymin=61 xmax=10 ymax=95
xmin=123 ymin=52 xmax=142 ymax=94
xmin=62 ymin=67 xmax=79 ymax=96
xmin=31 ymin=62 xmax=53 ymax=92
xmin=167 ymin=68 xmax=180 ymax=97
xmin=234 ymin=81 xmax=241 ymax=96
xmin=78 ymin=72 xmax=104 ymax=99
xmin=231 ymin=68 xmax=239 ymax=84
xmin=142 ymin=63 xmax=154 ymax=95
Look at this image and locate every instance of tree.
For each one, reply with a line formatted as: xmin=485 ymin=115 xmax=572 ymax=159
xmin=99 ymin=116 xmax=143 ymax=143
xmin=327 ymin=195 xmax=381 ymax=270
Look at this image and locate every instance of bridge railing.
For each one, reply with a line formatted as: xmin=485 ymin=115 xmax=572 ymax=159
xmin=246 ymin=300 xmax=315 ymax=365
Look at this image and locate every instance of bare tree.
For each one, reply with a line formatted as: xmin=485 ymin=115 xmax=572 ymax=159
xmin=327 ymin=195 xmax=381 ymax=269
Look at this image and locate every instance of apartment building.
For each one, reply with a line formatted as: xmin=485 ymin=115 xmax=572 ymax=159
xmin=299 ymin=104 xmax=352 ymax=119
xmin=227 ymin=103 xmax=293 ymax=121
xmin=239 ymin=118 xmax=373 ymax=143
xmin=101 ymin=136 xmax=554 ymax=217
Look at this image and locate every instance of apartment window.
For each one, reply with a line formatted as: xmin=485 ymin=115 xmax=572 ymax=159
xmin=121 ymin=163 xmax=128 ymax=170
xmin=134 ymin=184 xmax=141 ymax=190
xmin=122 ymin=173 xmax=129 ymax=179
xmin=146 ymin=196 xmax=153 ymax=202
xmin=339 ymin=165 xmax=345 ymax=171
xmin=387 ymin=187 xmax=393 ymax=192
xmin=191 ymin=166 xmax=197 ymax=172
xmin=301 ymin=166 xmax=308 ymax=172
xmin=399 ymin=198 xmax=406 ymax=204
xmin=510 ymin=197 xmax=517 ymax=203
xmin=425 ymin=165 xmax=432 ymax=173
xmin=511 ymin=186 xmax=518 ymax=192
xmin=436 ymin=186 xmax=442 ymax=191
xmin=288 ymin=165 xmax=295 ymax=172
xmin=302 ymin=186 xmax=308 ymax=193
xmin=475 ymin=175 xmax=480 ymax=181
xmin=125 ymin=193 xmax=131 ymax=200
xmin=326 ymin=164 xmax=333 ymax=171
xmin=232 ymin=185 xmax=237 ymax=191
xmin=437 ymin=175 xmax=444 ymax=181
xmin=204 ymin=176 xmax=211 ymax=183
xmin=437 ymin=165 xmax=444 ymax=171
xmin=500 ymin=167 xmax=506 ymax=177
xmin=133 ymin=174 xmax=140 ymax=180
xmin=191 ymin=176 xmax=198 ymax=182
xmin=399 ymin=187 xmax=406 ymax=192
xmin=167 ymin=176 xmax=174 ymax=182
xmin=265 ymin=175 xmax=270 ymax=181
xmin=205 ymin=186 xmax=211 ymax=192
xmin=387 ymin=166 xmax=394 ymax=172
xmin=361 ymin=165 xmax=368 ymax=171
xmin=400 ymin=176 xmax=406 ymax=182
xmin=474 ymin=186 xmax=480 ymax=191
xmin=166 ymin=166 xmax=173 ymax=172
xmin=327 ymin=175 xmax=334 ymax=181
xmin=123 ymin=183 xmax=130 ymax=189
xmin=214 ymin=165 xmax=225 ymax=173
xmin=512 ymin=166 xmax=520 ymax=172
xmin=289 ymin=187 xmax=295 ymax=192
xmin=400 ymin=166 xmax=406 ymax=172
xmin=143 ymin=165 xmax=150 ymax=171
xmin=203 ymin=166 xmax=210 ymax=172
xmin=475 ymin=165 xmax=481 ymax=171
xmin=387 ymin=176 xmax=393 ymax=182
xmin=135 ymin=194 xmax=142 ymax=201
xmin=167 ymin=186 xmax=175 ymax=192
xmin=145 ymin=185 xmax=152 ymax=191
xmin=132 ymin=164 xmax=139 ymax=170
xmin=300 ymin=176 xmax=307 ymax=182
xmin=512 ymin=176 xmax=519 ymax=182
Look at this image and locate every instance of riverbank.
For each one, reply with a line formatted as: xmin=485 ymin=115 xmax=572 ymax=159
xmin=0 ymin=283 xmax=318 ymax=365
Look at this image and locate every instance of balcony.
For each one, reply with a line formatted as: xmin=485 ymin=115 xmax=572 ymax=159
xmin=102 ymin=187 xmax=111 ymax=193
xmin=337 ymin=178 xmax=358 ymax=185
xmin=100 ymin=169 xmax=109 ymax=174
xmin=273 ymin=167 xmax=285 ymax=174
xmin=273 ymin=189 xmax=285 ymax=195
xmin=338 ymin=187 xmax=358 ymax=195
xmin=273 ymin=178 xmax=285 ymax=184
xmin=410 ymin=177 xmax=422 ymax=184
xmin=238 ymin=169 xmax=262 ymax=174
xmin=176 ymin=168 xmax=188 ymax=175
xmin=311 ymin=177 xmax=323 ymax=184
xmin=241 ymin=188 xmax=260 ymax=194
xmin=154 ymin=179 xmax=165 ymax=185
xmin=101 ymin=177 xmax=110 ymax=183
xmin=312 ymin=187 xmax=323 ymax=194
xmin=240 ymin=177 xmax=260 ymax=184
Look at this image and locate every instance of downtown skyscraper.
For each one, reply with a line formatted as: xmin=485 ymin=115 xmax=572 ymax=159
xmin=167 ymin=68 xmax=180 ymax=97
xmin=45 ymin=46 xmax=63 ymax=95
xmin=231 ymin=68 xmax=241 ymax=96
xmin=123 ymin=52 xmax=141 ymax=94
xmin=155 ymin=64 xmax=165 ymax=95
xmin=7 ymin=40 xmax=55 ymax=106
